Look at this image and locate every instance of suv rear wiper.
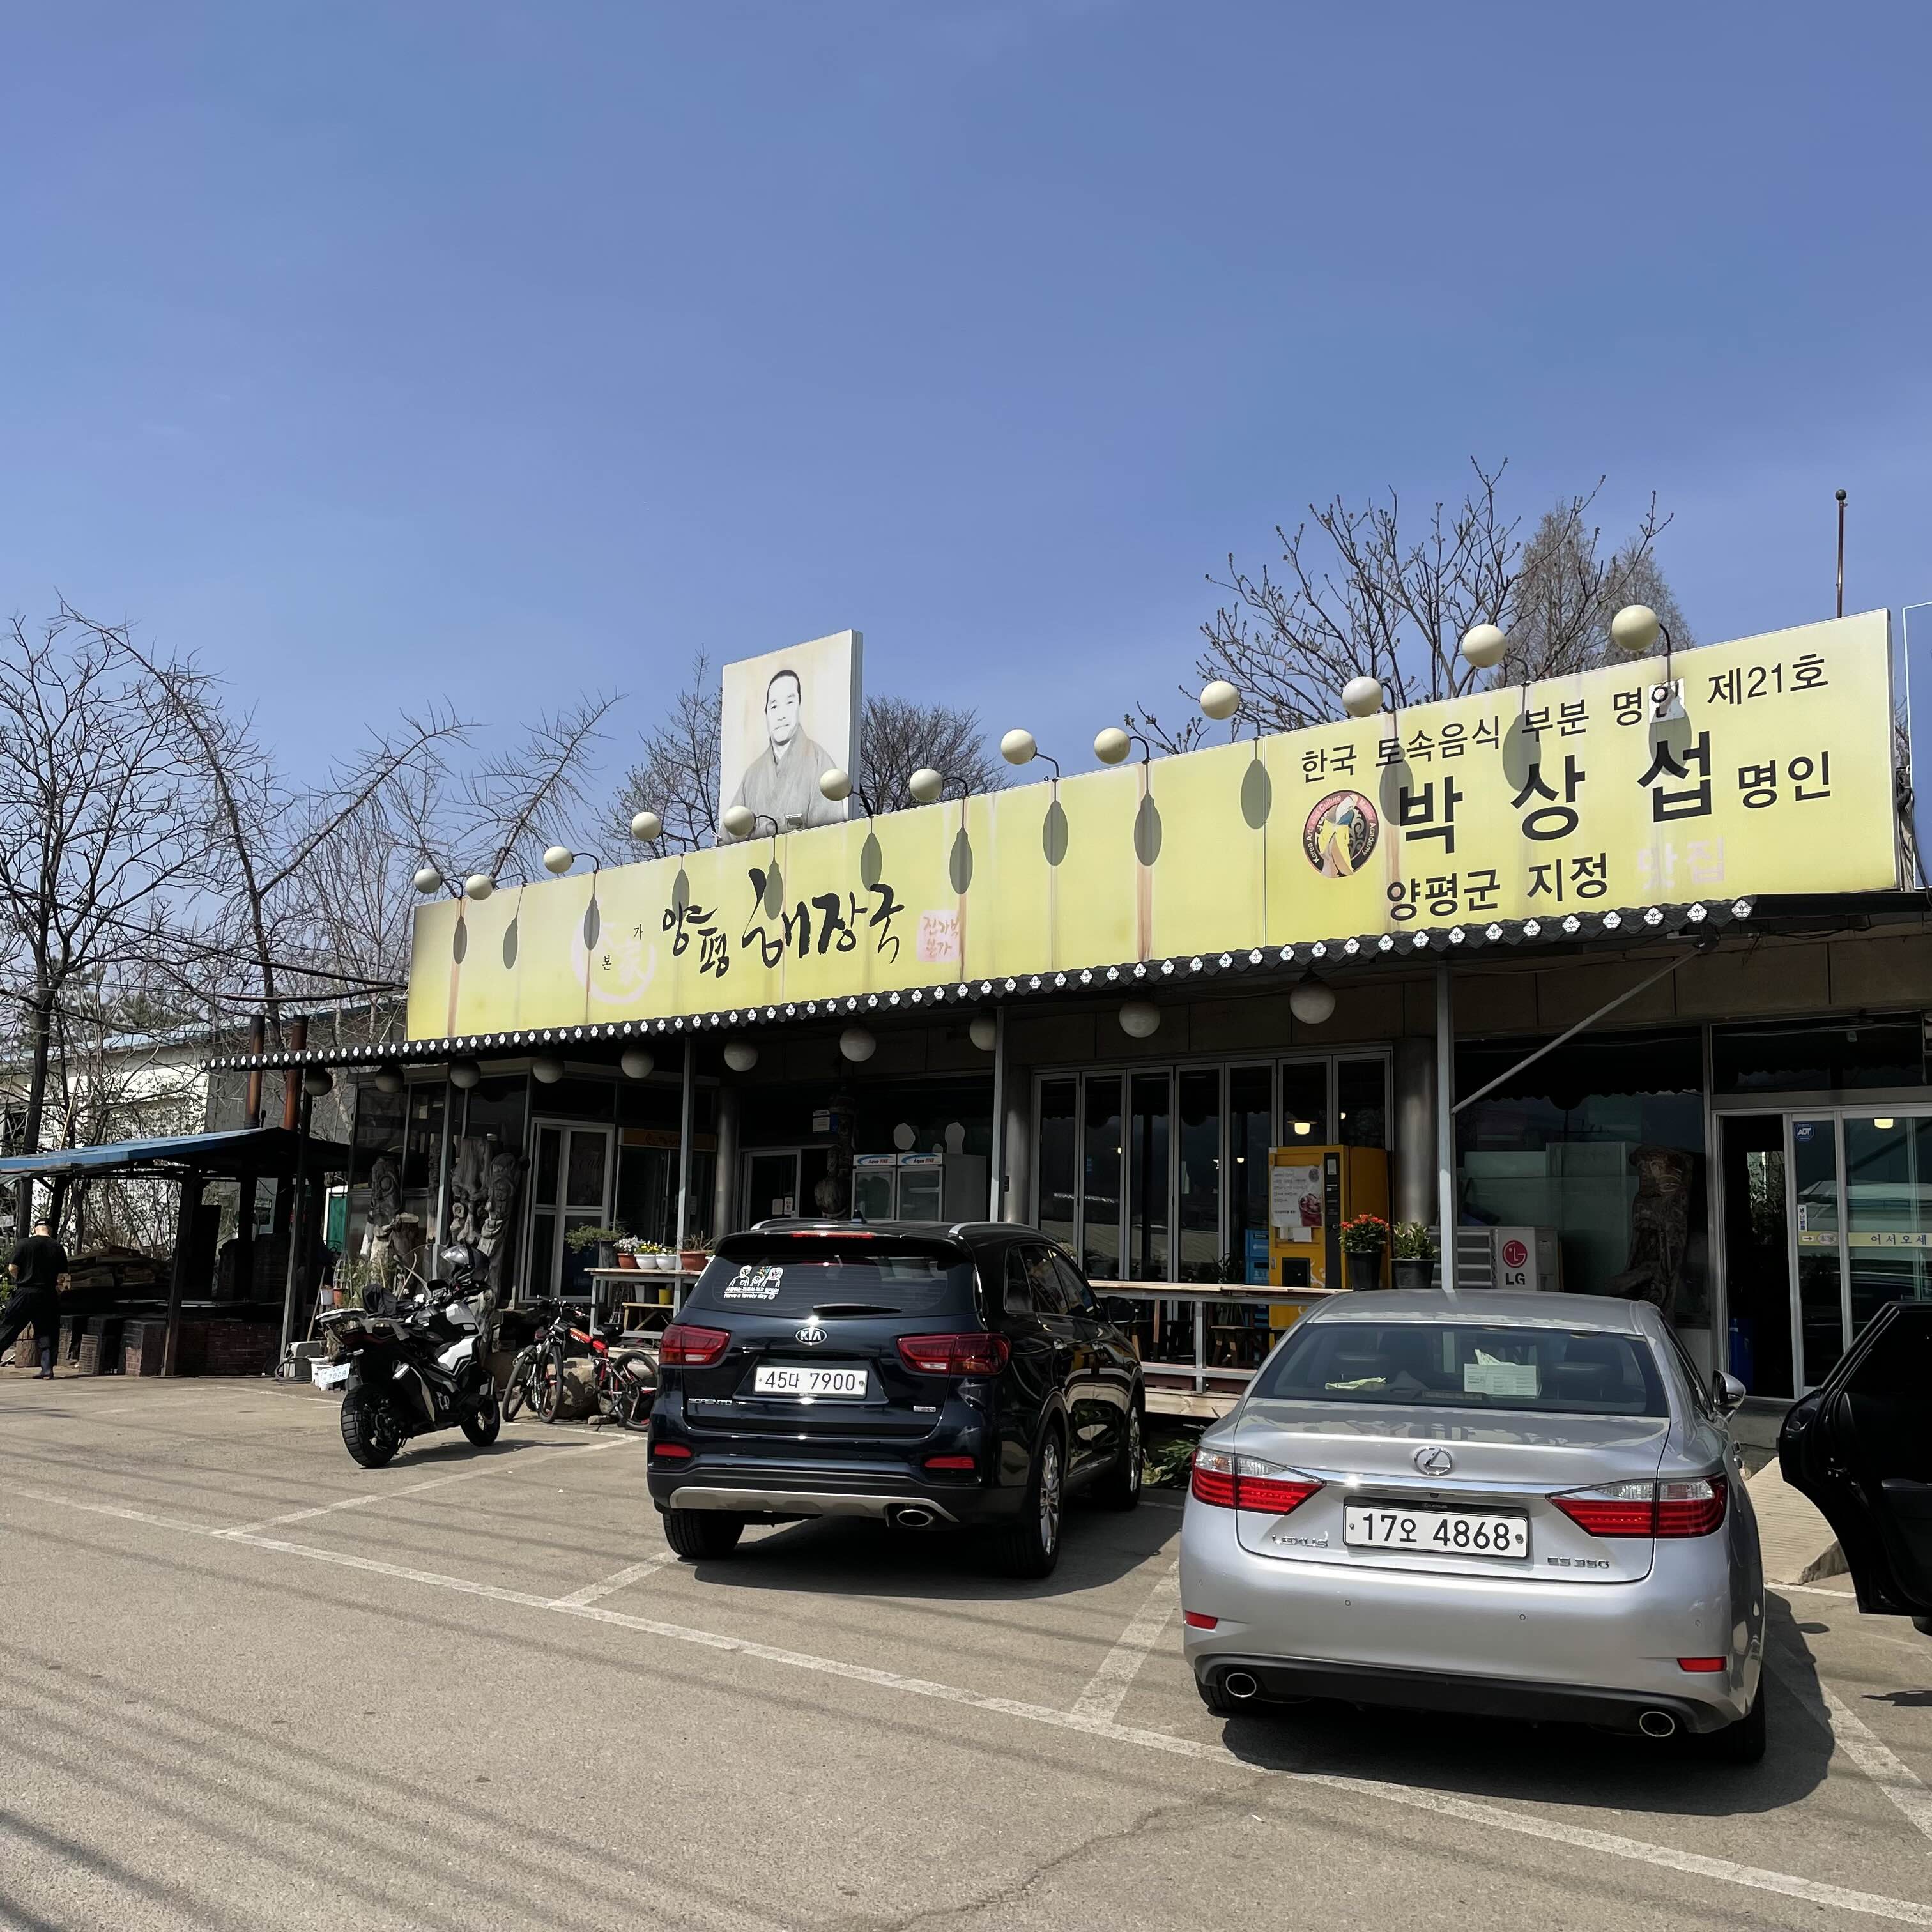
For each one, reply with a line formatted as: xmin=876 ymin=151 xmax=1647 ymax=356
xmin=810 ymin=1302 xmax=899 ymax=1316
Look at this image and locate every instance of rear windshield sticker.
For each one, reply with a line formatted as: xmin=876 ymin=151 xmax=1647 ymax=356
xmin=723 ymin=1264 xmax=783 ymax=1300
xmin=1463 ymin=1357 xmax=1539 ymax=1399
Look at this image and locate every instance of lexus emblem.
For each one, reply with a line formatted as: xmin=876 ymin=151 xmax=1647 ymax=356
xmin=794 ymin=1324 xmax=828 ymax=1346
xmin=1414 ymin=1446 xmax=1455 ymax=1476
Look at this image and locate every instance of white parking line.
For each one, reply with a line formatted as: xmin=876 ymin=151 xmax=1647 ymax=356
xmin=1770 ymin=1652 xmax=1932 ymax=1848
xmin=215 ymin=1437 xmax=634 ymax=1535
xmin=551 ymin=1550 xmax=682 ymax=1606
xmin=1070 ymin=1562 xmax=1179 ymax=1724
xmin=15 ymin=1477 xmax=1932 ymax=1928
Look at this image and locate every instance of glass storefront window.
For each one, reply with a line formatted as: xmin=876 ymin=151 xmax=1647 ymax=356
xmin=1280 ymin=1062 xmax=1328 ymax=1147
xmin=1127 ymin=1072 xmax=1170 ymax=1282
xmin=1844 ymin=1114 xmax=1932 ymax=1333
xmin=1037 ymin=1078 xmax=1077 ymax=1254
xmin=1792 ymin=1117 xmax=1844 ymax=1386
xmin=1455 ymin=1029 xmax=1706 ymax=1312
xmin=1177 ymin=1069 xmax=1222 ymax=1282
xmin=1082 ymin=1075 xmax=1123 ymax=1281
xmin=1337 ymin=1058 xmax=1388 ymax=1149
xmin=1228 ymin=1065 xmax=1273 ymax=1285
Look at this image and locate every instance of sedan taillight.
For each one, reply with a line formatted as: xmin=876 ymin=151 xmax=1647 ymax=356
xmin=659 ymin=1323 xmax=730 ymax=1367
xmin=1190 ymin=1448 xmax=1321 ymax=1516
xmin=897 ymin=1332 xmax=1011 ymax=1376
xmin=1552 ymin=1474 xmax=1727 ymax=1538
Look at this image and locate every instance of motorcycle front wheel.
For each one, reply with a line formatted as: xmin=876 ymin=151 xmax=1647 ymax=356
xmin=340 ymin=1387 xmax=406 ymax=1468
xmin=461 ymin=1388 xmax=502 ymax=1448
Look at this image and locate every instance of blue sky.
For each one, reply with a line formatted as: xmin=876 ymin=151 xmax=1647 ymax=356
xmin=1 ymin=2 xmax=1927 ymax=793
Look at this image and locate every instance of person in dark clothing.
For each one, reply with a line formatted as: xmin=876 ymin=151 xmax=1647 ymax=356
xmin=2 ymin=1220 xmax=68 ymax=1378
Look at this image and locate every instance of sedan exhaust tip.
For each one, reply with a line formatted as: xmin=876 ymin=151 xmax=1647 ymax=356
xmin=1222 ymin=1671 xmax=1261 ymax=1702
xmin=1637 ymin=1709 xmax=1678 ymax=1739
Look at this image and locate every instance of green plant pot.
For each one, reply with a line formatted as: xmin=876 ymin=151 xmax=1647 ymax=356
xmin=1346 ymin=1249 xmax=1385 ymax=1292
xmin=1393 ymin=1257 xmax=1434 ymax=1294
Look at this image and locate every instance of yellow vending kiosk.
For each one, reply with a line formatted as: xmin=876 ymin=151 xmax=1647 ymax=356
xmin=1267 ymin=1144 xmax=1390 ymax=1295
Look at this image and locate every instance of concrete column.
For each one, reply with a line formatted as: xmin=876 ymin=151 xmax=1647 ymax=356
xmin=1000 ymin=1067 xmax=1033 ymax=1224
xmin=712 ymin=1084 xmax=740 ymax=1240
xmin=1392 ymin=1035 xmax=1437 ymax=1226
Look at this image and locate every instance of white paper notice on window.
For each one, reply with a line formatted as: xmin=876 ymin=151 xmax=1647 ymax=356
xmin=1270 ymin=1165 xmax=1323 ymax=1234
xmin=1464 ymin=1359 xmax=1539 ymax=1398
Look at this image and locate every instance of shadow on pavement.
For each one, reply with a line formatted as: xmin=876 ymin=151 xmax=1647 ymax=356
xmin=678 ymin=1496 xmax=1177 ymax=1602
xmin=1209 ymin=1592 xmax=1826 ymax=1821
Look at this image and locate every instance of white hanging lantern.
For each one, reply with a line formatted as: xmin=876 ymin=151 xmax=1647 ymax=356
xmin=839 ymin=1026 xmax=877 ymax=1063
xmin=448 ymin=1059 xmax=482 ymax=1090
xmin=542 ymin=845 xmax=574 ymax=876
xmin=532 ymin=1055 xmax=565 ymax=1084
xmin=1289 ymin=977 xmax=1337 ymax=1025
xmin=302 ymin=1068 xmax=334 ymax=1099
xmin=723 ymin=1039 xmax=759 ymax=1073
xmin=373 ymin=1068 xmax=404 ymax=1095
xmin=620 ymin=1047 xmax=655 ymax=1080
xmin=968 ymin=1015 xmax=998 ymax=1052
xmin=1119 ymin=1000 xmax=1161 ymax=1039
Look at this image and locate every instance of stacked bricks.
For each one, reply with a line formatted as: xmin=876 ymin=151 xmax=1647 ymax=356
xmin=75 ymin=1316 xmax=123 ymax=1375
xmin=123 ymin=1321 xmax=165 ymax=1376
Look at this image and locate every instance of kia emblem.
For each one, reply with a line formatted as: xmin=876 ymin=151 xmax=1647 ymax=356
xmin=795 ymin=1324 xmax=828 ymax=1346
xmin=1414 ymin=1446 xmax=1455 ymax=1476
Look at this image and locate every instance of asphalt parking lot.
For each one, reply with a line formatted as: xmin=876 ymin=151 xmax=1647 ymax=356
xmin=3 ymin=1374 xmax=1931 ymax=1932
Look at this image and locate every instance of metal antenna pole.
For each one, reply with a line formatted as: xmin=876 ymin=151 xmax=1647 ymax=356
xmin=1836 ymin=488 xmax=1847 ymax=618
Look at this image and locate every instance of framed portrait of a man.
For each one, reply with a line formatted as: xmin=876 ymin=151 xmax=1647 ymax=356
xmin=717 ymin=630 xmax=862 ymax=842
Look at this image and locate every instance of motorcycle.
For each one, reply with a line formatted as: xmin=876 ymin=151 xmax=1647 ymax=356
xmin=316 ymin=1243 xmax=503 ymax=1469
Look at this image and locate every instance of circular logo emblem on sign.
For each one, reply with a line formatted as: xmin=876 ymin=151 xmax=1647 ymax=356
xmin=1303 ymin=790 xmax=1379 ymax=877
xmin=1501 ymin=1239 xmax=1528 ymax=1269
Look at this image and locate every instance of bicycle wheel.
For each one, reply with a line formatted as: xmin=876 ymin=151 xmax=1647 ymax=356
xmin=536 ymin=1343 xmax=566 ymax=1423
xmin=501 ymin=1347 xmax=533 ymax=1422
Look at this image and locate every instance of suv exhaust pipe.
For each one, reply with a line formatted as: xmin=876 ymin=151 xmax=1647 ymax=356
xmin=1637 ymin=1710 xmax=1678 ymax=1739
xmin=892 ymin=1505 xmax=939 ymax=1530
xmin=1222 ymin=1671 xmax=1261 ymax=1702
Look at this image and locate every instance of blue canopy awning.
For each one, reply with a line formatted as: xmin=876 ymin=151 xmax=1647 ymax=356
xmin=0 ymin=1126 xmax=349 ymax=1183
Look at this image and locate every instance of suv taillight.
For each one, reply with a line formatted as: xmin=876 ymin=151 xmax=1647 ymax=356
xmin=659 ymin=1323 xmax=730 ymax=1367
xmin=1552 ymin=1475 xmax=1727 ymax=1538
xmin=897 ymin=1332 xmax=1011 ymax=1376
xmin=1190 ymin=1448 xmax=1321 ymax=1516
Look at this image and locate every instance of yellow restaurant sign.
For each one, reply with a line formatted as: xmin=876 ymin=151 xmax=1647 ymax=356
xmin=408 ymin=613 xmax=1898 ymax=1040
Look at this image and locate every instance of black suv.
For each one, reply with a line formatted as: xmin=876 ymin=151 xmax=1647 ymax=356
xmin=646 ymin=1220 xmax=1144 ymax=1576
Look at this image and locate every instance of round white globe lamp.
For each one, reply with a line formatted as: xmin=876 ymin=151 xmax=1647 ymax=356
xmin=1119 ymin=999 xmax=1161 ymax=1039
xmin=619 ymin=1047 xmax=655 ymax=1080
xmin=1199 ymin=679 xmax=1241 ymax=722
xmin=722 ymin=1039 xmax=759 ymax=1073
xmin=908 ymin=767 xmax=945 ymax=804
xmin=1611 ymin=604 xmax=1662 ymax=656
xmin=818 ymin=768 xmax=853 ymax=803
xmin=1460 ymin=624 xmax=1508 ymax=670
xmin=1341 ymin=676 xmax=1385 ymax=719
xmin=1092 ymin=728 xmax=1131 ymax=765
xmin=968 ymin=1015 xmax=998 ymax=1052
xmin=531 ymin=1055 xmax=565 ymax=1085
xmin=839 ymin=1026 xmax=877 ymax=1063
xmin=1000 ymin=728 xmax=1037 ymax=767
xmin=630 ymin=810 xmax=663 ymax=843
xmin=463 ymin=873 xmax=494 ymax=901
xmin=449 ymin=1059 xmax=482 ymax=1091
xmin=412 ymin=864 xmax=443 ymax=896
xmin=1289 ymin=978 xmax=1337 ymax=1025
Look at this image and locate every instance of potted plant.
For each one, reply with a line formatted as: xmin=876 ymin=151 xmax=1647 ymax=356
xmin=615 ymin=1237 xmax=641 ymax=1272
xmin=1340 ymin=1214 xmax=1390 ymax=1292
xmin=564 ymin=1224 xmax=626 ymax=1271
xmin=1390 ymin=1221 xmax=1437 ymax=1293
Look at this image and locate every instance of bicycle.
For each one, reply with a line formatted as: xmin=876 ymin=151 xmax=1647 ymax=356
xmin=546 ymin=1307 xmax=658 ymax=1430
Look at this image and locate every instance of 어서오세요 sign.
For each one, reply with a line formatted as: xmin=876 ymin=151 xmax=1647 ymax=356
xmin=406 ymin=612 xmax=1899 ymax=1040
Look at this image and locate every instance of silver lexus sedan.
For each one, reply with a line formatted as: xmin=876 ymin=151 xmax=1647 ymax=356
xmin=1179 ymin=1292 xmax=1766 ymax=1762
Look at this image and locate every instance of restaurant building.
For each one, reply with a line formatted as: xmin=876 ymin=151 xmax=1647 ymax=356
xmin=212 ymin=608 xmax=1929 ymax=1411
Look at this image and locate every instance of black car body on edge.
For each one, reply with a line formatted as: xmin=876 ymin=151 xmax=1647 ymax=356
xmin=646 ymin=1220 xmax=1144 ymax=1575
xmin=1781 ymin=1298 xmax=1932 ymax=1632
